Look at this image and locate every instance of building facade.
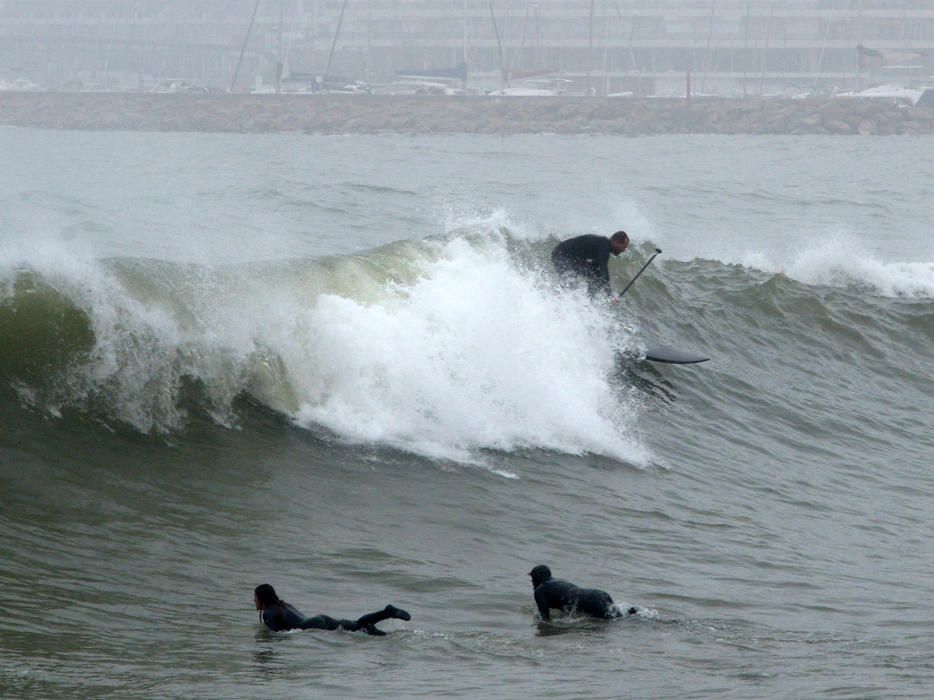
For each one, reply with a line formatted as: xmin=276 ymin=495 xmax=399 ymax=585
xmin=1 ymin=1 xmax=932 ymax=95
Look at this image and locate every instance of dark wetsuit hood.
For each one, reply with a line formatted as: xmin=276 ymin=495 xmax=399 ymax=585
xmin=529 ymin=565 xmax=553 ymax=588
xmin=255 ymin=583 xmax=280 ymax=607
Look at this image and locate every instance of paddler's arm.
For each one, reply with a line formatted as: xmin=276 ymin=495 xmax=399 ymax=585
xmin=534 ymin=588 xmax=552 ymax=622
xmin=596 ymin=252 xmax=614 ymax=298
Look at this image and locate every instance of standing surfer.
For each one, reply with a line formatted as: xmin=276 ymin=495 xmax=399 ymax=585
xmin=551 ymin=231 xmax=630 ymax=298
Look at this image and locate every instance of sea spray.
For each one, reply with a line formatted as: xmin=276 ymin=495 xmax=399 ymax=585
xmin=737 ymin=233 xmax=933 ymax=299
xmin=293 ymin=236 xmax=648 ymax=464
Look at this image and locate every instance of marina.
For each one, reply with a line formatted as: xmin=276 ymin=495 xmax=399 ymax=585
xmin=1 ymin=2 xmax=933 ymax=98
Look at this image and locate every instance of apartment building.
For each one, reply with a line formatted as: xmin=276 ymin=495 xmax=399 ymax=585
xmin=1 ymin=1 xmax=932 ymax=95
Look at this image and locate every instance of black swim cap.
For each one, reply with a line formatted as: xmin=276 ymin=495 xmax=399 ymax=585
xmin=254 ymin=583 xmax=280 ymax=606
xmin=529 ymin=565 xmax=552 ymax=587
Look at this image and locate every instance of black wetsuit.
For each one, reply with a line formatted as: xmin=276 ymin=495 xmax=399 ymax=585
xmin=260 ymin=602 xmax=406 ymax=636
xmin=533 ymin=578 xmax=626 ymax=621
xmin=551 ymin=234 xmax=614 ymax=297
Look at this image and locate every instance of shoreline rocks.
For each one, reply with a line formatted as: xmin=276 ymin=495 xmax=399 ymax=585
xmin=1 ymin=92 xmax=932 ymax=135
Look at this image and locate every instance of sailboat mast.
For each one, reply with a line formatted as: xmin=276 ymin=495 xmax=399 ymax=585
xmin=464 ymin=0 xmax=469 ymax=87
xmin=230 ymin=0 xmax=262 ymax=92
xmin=489 ymin=1 xmax=506 ymax=86
xmin=276 ymin=0 xmax=285 ymax=93
xmin=323 ymin=0 xmax=350 ymax=85
xmin=587 ymin=0 xmax=595 ymax=94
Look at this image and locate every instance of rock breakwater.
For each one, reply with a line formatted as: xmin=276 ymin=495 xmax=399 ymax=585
xmin=1 ymin=92 xmax=932 ymax=135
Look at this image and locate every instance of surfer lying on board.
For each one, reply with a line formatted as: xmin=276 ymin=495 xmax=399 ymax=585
xmin=254 ymin=583 xmax=411 ymax=635
xmin=551 ymin=231 xmax=630 ymax=299
xmin=529 ymin=565 xmax=636 ymax=622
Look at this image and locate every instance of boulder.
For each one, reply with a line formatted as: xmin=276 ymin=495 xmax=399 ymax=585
xmin=824 ymin=118 xmax=853 ymax=134
xmin=856 ymin=119 xmax=877 ymax=135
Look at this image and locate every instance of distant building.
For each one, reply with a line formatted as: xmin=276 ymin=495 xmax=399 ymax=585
xmin=0 ymin=1 xmax=932 ymax=95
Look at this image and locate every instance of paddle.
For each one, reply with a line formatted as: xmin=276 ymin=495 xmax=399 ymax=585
xmin=617 ymin=248 xmax=662 ymax=300
xmin=614 ymin=247 xmax=708 ymax=363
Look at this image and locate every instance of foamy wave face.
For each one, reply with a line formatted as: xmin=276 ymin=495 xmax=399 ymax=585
xmin=2 ymin=232 xmax=649 ymax=464
xmin=292 ymin=237 xmax=648 ymax=465
xmin=741 ymin=235 xmax=934 ymax=298
xmin=1 ymin=239 xmax=261 ymax=432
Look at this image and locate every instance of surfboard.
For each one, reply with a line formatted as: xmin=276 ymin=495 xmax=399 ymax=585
xmin=643 ymin=344 xmax=709 ymax=365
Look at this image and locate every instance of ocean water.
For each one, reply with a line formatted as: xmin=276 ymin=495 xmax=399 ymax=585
xmin=1 ymin=128 xmax=932 ymax=699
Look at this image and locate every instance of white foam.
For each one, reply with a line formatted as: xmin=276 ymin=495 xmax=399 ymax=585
xmin=614 ymin=602 xmax=658 ymax=619
xmin=292 ymin=236 xmax=648 ymax=465
xmin=740 ymin=233 xmax=934 ymax=298
xmin=441 ymin=206 xmax=541 ymax=243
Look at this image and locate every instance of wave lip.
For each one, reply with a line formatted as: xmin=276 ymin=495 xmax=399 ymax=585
xmin=735 ymin=235 xmax=934 ymax=299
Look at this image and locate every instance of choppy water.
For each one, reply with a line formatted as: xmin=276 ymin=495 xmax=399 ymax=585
xmin=1 ymin=129 xmax=933 ymax=699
